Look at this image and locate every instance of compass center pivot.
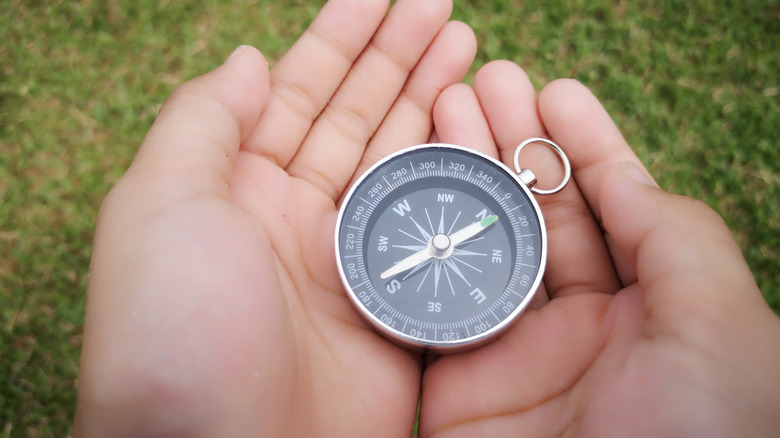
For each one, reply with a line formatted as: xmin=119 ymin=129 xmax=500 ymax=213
xmin=431 ymin=233 xmax=452 ymax=259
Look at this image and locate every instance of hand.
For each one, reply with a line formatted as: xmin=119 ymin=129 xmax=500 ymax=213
xmin=417 ymin=61 xmax=780 ymax=437
xmin=72 ymin=0 xmax=476 ymax=436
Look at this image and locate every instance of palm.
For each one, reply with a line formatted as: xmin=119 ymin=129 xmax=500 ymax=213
xmin=423 ymin=287 xmax=778 ymax=437
xmin=219 ymin=150 xmax=420 ymax=435
xmin=419 ymin=290 xmax=666 ymax=436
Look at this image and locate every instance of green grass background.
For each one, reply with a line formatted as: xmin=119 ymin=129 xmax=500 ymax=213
xmin=2 ymin=0 xmax=778 ymax=435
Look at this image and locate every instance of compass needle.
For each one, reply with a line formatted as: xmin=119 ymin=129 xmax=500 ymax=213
xmin=380 ymin=246 xmax=433 ymax=280
xmin=336 ymin=142 xmax=569 ymax=351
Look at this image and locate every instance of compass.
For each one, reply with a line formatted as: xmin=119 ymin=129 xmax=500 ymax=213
xmin=335 ymin=140 xmax=570 ymax=352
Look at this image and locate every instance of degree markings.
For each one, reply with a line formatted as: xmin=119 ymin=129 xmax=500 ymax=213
xmin=352 ymin=279 xmax=370 ymax=289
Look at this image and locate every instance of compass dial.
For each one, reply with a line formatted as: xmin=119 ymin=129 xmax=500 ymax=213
xmin=335 ymin=144 xmax=546 ymax=352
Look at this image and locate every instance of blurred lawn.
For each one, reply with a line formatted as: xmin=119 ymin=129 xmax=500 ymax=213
xmin=1 ymin=0 xmax=778 ymax=435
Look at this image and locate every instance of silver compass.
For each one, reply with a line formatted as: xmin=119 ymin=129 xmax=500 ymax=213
xmin=335 ymin=140 xmax=570 ymax=352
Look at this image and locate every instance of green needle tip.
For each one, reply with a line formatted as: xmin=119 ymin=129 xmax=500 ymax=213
xmin=480 ymin=215 xmax=498 ymax=227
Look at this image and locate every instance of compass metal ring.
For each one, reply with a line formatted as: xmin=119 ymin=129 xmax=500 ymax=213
xmin=513 ymin=137 xmax=572 ymax=195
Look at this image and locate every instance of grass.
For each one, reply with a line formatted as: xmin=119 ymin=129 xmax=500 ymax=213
xmin=1 ymin=0 xmax=778 ymax=435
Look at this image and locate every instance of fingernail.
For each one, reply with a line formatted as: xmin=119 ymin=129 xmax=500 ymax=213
xmin=225 ymin=45 xmax=249 ymax=63
xmin=620 ymin=161 xmax=658 ymax=187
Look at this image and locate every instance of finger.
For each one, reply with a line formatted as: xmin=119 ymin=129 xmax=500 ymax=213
xmin=537 ymin=79 xmax=657 ymax=284
xmin=474 ymin=62 xmax=620 ymax=298
xmin=242 ymin=0 xmax=391 ymax=165
xmin=432 ymin=83 xmax=498 ymax=157
xmin=600 ymin=162 xmax=766 ymax=318
xmin=538 ymin=79 xmax=656 ymax=221
xmin=347 ymin=20 xmax=477 ymax=186
xmin=131 ymin=46 xmax=269 ymax=200
xmin=286 ymin=0 xmax=454 ymax=200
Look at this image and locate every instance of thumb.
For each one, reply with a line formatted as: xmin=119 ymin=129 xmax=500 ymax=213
xmin=599 ymin=161 xmax=765 ymax=320
xmin=129 ymin=45 xmax=270 ymax=196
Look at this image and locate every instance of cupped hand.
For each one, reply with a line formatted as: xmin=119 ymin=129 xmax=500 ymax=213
xmin=73 ymin=0 xmax=476 ymax=436
xmin=418 ymin=61 xmax=780 ymax=437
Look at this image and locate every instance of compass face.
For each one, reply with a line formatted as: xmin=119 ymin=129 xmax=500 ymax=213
xmin=335 ymin=144 xmax=546 ymax=352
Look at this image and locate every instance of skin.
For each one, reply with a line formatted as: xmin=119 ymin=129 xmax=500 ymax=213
xmin=72 ymin=0 xmax=780 ymax=436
